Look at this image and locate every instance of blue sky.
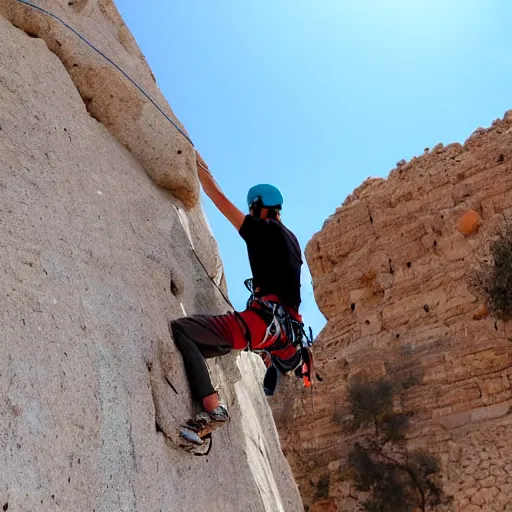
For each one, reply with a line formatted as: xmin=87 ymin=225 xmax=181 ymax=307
xmin=116 ymin=0 xmax=512 ymax=336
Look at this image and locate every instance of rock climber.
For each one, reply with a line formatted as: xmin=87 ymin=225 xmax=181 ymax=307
xmin=171 ymin=151 xmax=306 ymax=444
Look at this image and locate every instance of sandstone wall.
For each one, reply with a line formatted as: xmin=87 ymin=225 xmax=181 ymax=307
xmin=0 ymin=4 xmax=302 ymax=511
xmin=273 ymin=113 xmax=512 ymax=511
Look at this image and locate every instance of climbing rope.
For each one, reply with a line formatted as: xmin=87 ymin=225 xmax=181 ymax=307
xmin=191 ymin=242 xmax=234 ymax=309
xmin=13 ymin=0 xmax=235 ymax=310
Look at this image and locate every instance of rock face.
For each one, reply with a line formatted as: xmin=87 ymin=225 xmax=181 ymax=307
xmin=0 ymin=0 xmax=198 ymax=206
xmin=0 ymin=3 xmax=302 ymax=511
xmin=272 ymin=114 xmax=512 ymax=511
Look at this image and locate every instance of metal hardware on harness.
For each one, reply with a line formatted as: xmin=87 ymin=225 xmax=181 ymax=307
xmin=242 ymin=277 xmax=320 ymax=379
xmin=261 ymin=302 xmax=285 ymax=345
xmin=244 ymin=279 xmax=313 ymax=349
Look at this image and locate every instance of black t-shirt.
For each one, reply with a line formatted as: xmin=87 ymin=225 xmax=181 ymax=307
xmin=239 ymin=215 xmax=302 ymax=310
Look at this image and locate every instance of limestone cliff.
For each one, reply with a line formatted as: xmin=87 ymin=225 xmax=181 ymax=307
xmin=273 ymin=113 xmax=512 ymax=511
xmin=0 ymin=2 xmax=302 ymax=511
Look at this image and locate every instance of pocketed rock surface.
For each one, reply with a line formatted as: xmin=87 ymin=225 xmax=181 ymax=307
xmin=0 ymin=6 xmax=302 ymax=512
xmin=272 ymin=112 xmax=512 ymax=511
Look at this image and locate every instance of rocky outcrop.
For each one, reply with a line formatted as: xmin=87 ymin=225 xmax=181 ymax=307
xmin=0 ymin=0 xmax=198 ymax=206
xmin=0 ymin=4 xmax=301 ymax=511
xmin=273 ymin=113 xmax=512 ymax=511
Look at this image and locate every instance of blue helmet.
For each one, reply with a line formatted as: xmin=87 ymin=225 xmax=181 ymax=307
xmin=246 ymin=184 xmax=284 ymax=210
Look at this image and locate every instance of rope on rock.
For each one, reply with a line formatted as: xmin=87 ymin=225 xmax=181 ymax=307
xmin=13 ymin=0 xmax=194 ymax=146
xmin=13 ymin=0 xmax=235 ymax=311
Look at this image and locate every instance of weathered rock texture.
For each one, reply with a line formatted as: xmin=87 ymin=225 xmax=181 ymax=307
xmin=0 ymin=5 xmax=302 ymax=512
xmin=0 ymin=0 xmax=198 ymax=206
xmin=273 ymin=113 xmax=512 ymax=511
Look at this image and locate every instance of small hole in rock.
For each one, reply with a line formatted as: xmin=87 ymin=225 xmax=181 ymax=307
xmin=350 ymin=303 xmax=356 ymax=312
xmin=498 ymin=154 xmax=504 ymax=162
xmin=177 ymin=150 xmax=182 ymax=155
xmin=365 ymin=319 xmax=370 ymax=325
xmin=396 ymin=334 xmax=400 ymax=339
xmin=433 ymin=240 xmax=438 ymax=247
xmin=170 ymin=279 xmax=180 ymax=297
xmin=423 ymin=304 xmax=430 ymax=313
xmin=3 ymin=503 xmax=8 ymax=511
xmin=407 ymin=262 xmax=412 ymax=268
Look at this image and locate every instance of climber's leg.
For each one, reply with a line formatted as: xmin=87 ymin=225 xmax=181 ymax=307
xmin=170 ymin=313 xmax=245 ymax=404
xmin=172 ymin=311 xmax=270 ymax=444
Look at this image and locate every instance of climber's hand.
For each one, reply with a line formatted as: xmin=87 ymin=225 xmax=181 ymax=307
xmin=195 ymin=150 xmax=244 ymax=231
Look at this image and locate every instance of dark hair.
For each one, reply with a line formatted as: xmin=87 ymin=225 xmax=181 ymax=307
xmin=266 ymin=208 xmax=280 ymax=219
xmin=250 ymin=196 xmax=281 ymax=219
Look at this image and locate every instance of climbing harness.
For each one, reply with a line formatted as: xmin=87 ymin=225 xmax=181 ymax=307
xmin=244 ymin=279 xmax=306 ymax=350
xmin=242 ymin=279 xmax=322 ymax=394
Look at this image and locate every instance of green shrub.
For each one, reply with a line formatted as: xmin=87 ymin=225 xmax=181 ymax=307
xmin=473 ymin=226 xmax=512 ymax=319
xmin=347 ymin=376 xmax=393 ymax=431
xmin=314 ymin=475 xmax=331 ymax=500
xmin=342 ymin=376 xmax=449 ymax=512
xmin=487 ymin=228 xmax=512 ymax=318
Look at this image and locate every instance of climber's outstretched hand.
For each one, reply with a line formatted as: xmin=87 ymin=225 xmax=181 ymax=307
xmin=195 ymin=151 xmax=245 ymax=232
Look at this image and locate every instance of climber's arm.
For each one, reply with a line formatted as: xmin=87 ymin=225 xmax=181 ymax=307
xmin=196 ymin=152 xmax=245 ymax=231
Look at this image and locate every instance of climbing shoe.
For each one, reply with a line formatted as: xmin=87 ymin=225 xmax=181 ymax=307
xmin=179 ymin=404 xmax=229 ymax=446
xmin=207 ymin=404 xmax=229 ymax=423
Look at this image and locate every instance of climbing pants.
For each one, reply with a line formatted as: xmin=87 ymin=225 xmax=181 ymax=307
xmin=170 ymin=308 xmax=297 ymax=399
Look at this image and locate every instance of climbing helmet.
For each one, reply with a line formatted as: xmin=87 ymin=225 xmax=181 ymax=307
xmin=246 ymin=184 xmax=284 ymax=210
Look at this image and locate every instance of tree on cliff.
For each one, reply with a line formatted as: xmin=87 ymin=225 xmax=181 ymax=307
xmin=472 ymin=224 xmax=512 ymax=320
xmin=339 ymin=375 xmax=451 ymax=512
